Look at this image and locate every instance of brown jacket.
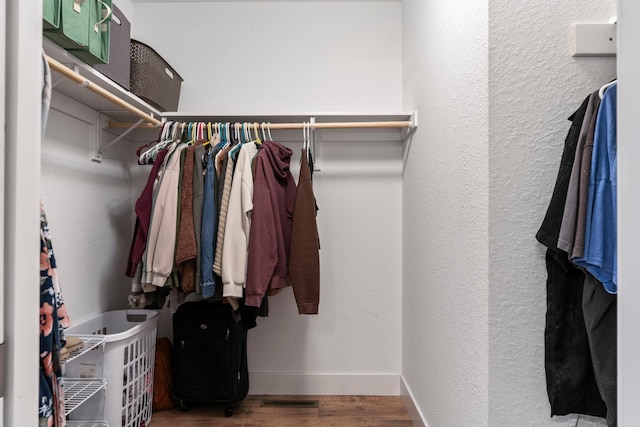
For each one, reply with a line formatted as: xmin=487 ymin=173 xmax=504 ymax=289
xmin=289 ymin=149 xmax=320 ymax=314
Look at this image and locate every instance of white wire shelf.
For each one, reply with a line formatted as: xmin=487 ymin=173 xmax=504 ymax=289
xmin=64 ymin=378 xmax=107 ymax=416
xmin=63 ymin=336 xmax=105 ymax=365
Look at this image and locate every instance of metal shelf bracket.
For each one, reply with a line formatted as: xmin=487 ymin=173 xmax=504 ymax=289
xmin=90 ymin=113 xmax=145 ymax=162
xmin=401 ymin=111 xmax=418 ymax=143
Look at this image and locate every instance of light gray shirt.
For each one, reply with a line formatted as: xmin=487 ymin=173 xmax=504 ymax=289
xmin=557 ymin=92 xmax=599 ymax=254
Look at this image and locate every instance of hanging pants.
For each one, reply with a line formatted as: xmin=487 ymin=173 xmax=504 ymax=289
xmin=583 ymin=273 xmax=617 ymax=426
xmin=544 ymin=249 xmax=607 ymax=418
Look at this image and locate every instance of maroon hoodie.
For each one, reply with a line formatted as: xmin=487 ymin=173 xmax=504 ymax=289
xmin=125 ymin=148 xmax=169 ymax=277
xmin=245 ymin=141 xmax=297 ymax=308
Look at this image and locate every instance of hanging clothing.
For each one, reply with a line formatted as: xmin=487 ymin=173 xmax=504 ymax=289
xmin=126 ymin=148 xmax=169 ymax=278
xmin=192 ymin=144 xmax=206 ymax=293
xmin=222 ymin=142 xmax=259 ymax=309
xmin=245 ymin=141 xmax=297 ymax=308
xmin=571 ymin=101 xmax=599 ymax=261
xmin=39 ymin=204 xmax=71 ymax=427
xmin=536 ymin=95 xmax=607 ymax=418
xmin=200 ymin=147 xmax=220 ymax=298
xmin=536 ymin=95 xmax=590 ymax=251
xmin=573 ymin=84 xmax=617 ymax=293
xmin=557 ymin=92 xmax=600 ymax=255
xmin=542 ymin=251 xmax=606 ymax=418
xmin=213 ymin=153 xmax=235 ymax=276
xmin=41 ymin=52 xmax=52 ymax=137
xmin=289 ymin=149 xmax=320 ymax=314
xmin=222 ymin=142 xmax=258 ymax=309
xmin=127 ymin=122 xmax=321 ymax=319
xmin=142 ymin=143 xmax=186 ymax=287
xmin=176 ymin=146 xmax=197 ymax=292
xmin=40 ymin=52 xmax=69 ymax=427
xmin=582 ymin=272 xmax=617 ymax=427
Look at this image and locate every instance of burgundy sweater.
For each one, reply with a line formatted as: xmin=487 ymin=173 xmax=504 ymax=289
xmin=245 ymin=141 xmax=296 ymax=308
xmin=126 ymin=149 xmax=169 ymax=278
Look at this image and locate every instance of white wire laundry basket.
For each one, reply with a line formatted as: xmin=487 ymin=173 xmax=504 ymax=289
xmin=65 ymin=310 xmax=159 ymax=427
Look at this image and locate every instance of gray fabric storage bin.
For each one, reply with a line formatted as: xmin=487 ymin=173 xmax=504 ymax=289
xmin=93 ymin=4 xmax=131 ymax=89
xmin=130 ymin=40 xmax=183 ymax=112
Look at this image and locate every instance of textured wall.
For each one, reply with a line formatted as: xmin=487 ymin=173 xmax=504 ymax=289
xmin=131 ymin=1 xmax=404 ymax=386
xmin=41 ymin=102 xmax=135 ymax=325
xmin=402 ymin=0 xmax=490 ymax=425
xmin=488 ymin=1 xmax=615 ymax=425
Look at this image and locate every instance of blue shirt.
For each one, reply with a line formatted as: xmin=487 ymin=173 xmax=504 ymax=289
xmin=573 ymin=84 xmax=617 ymax=293
xmin=200 ymin=149 xmax=219 ymax=298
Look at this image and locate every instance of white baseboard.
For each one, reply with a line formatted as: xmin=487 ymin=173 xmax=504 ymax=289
xmin=248 ymin=373 xmax=401 ymax=396
xmin=401 ymin=375 xmax=428 ymax=427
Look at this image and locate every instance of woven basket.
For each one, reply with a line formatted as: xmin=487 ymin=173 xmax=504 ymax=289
xmin=130 ymin=40 xmax=183 ymax=111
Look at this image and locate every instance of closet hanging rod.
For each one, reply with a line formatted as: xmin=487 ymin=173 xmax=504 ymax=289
xmin=108 ymin=120 xmax=413 ymax=130
xmin=45 ymin=55 xmax=162 ymax=127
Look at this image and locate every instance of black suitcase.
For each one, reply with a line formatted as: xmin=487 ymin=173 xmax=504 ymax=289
xmin=172 ymin=300 xmax=249 ymax=416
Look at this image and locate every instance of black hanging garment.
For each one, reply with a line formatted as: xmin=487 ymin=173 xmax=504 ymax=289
xmin=171 ymin=300 xmax=249 ymax=417
xmin=535 ymin=95 xmax=607 ymax=418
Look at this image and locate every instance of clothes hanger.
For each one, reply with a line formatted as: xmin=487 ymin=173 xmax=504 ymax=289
xmin=599 ymin=79 xmax=617 ymax=99
xmin=188 ymin=122 xmax=197 ymax=144
xmin=267 ymin=122 xmax=273 ymax=141
xmin=176 ymin=122 xmax=185 ymax=143
xmin=188 ymin=122 xmax=197 ymax=145
xmin=136 ymin=121 xmax=168 ymax=163
xmin=146 ymin=120 xmax=177 ymax=164
xmin=261 ymin=122 xmax=267 ymax=142
xmin=303 ymin=122 xmax=310 ymax=156
xmin=306 ymin=121 xmax=313 ymax=162
xmin=195 ymin=122 xmax=204 ymax=145
xmin=138 ymin=121 xmax=168 ymax=164
xmin=205 ymin=122 xmax=212 ymax=146
xmin=244 ymin=122 xmax=250 ymax=143
xmin=184 ymin=122 xmax=191 ymax=143
xmin=229 ymin=122 xmax=245 ymax=159
xmin=200 ymin=122 xmax=207 ymax=144
xmin=218 ymin=123 xmax=224 ymax=147
xmin=253 ymin=122 xmax=262 ymax=145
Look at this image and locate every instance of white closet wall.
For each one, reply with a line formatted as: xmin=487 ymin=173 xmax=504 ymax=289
xmin=41 ymin=98 xmax=135 ymax=324
xmin=403 ymin=0 xmax=616 ymax=426
xmin=402 ymin=1 xmax=489 ymax=425
xmin=131 ymin=2 xmax=402 ymax=113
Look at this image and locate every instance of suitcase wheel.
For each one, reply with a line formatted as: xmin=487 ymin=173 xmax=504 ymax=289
xmin=179 ymin=400 xmax=189 ymax=412
xmin=225 ymin=406 xmax=234 ymax=417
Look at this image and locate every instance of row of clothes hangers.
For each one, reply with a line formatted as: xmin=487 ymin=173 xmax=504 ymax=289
xmin=137 ymin=121 xmax=315 ymax=166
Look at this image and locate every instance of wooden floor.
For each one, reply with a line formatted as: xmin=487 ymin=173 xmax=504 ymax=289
xmin=150 ymin=395 xmax=414 ymax=426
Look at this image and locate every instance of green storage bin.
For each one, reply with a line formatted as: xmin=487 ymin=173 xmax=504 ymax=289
xmin=69 ymin=0 xmax=112 ymax=64
xmin=43 ymin=0 xmax=91 ymax=49
xmin=43 ymin=0 xmax=61 ymax=30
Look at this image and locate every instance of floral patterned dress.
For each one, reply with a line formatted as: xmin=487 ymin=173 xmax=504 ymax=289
xmin=39 ymin=204 xmax=71 ymax=427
